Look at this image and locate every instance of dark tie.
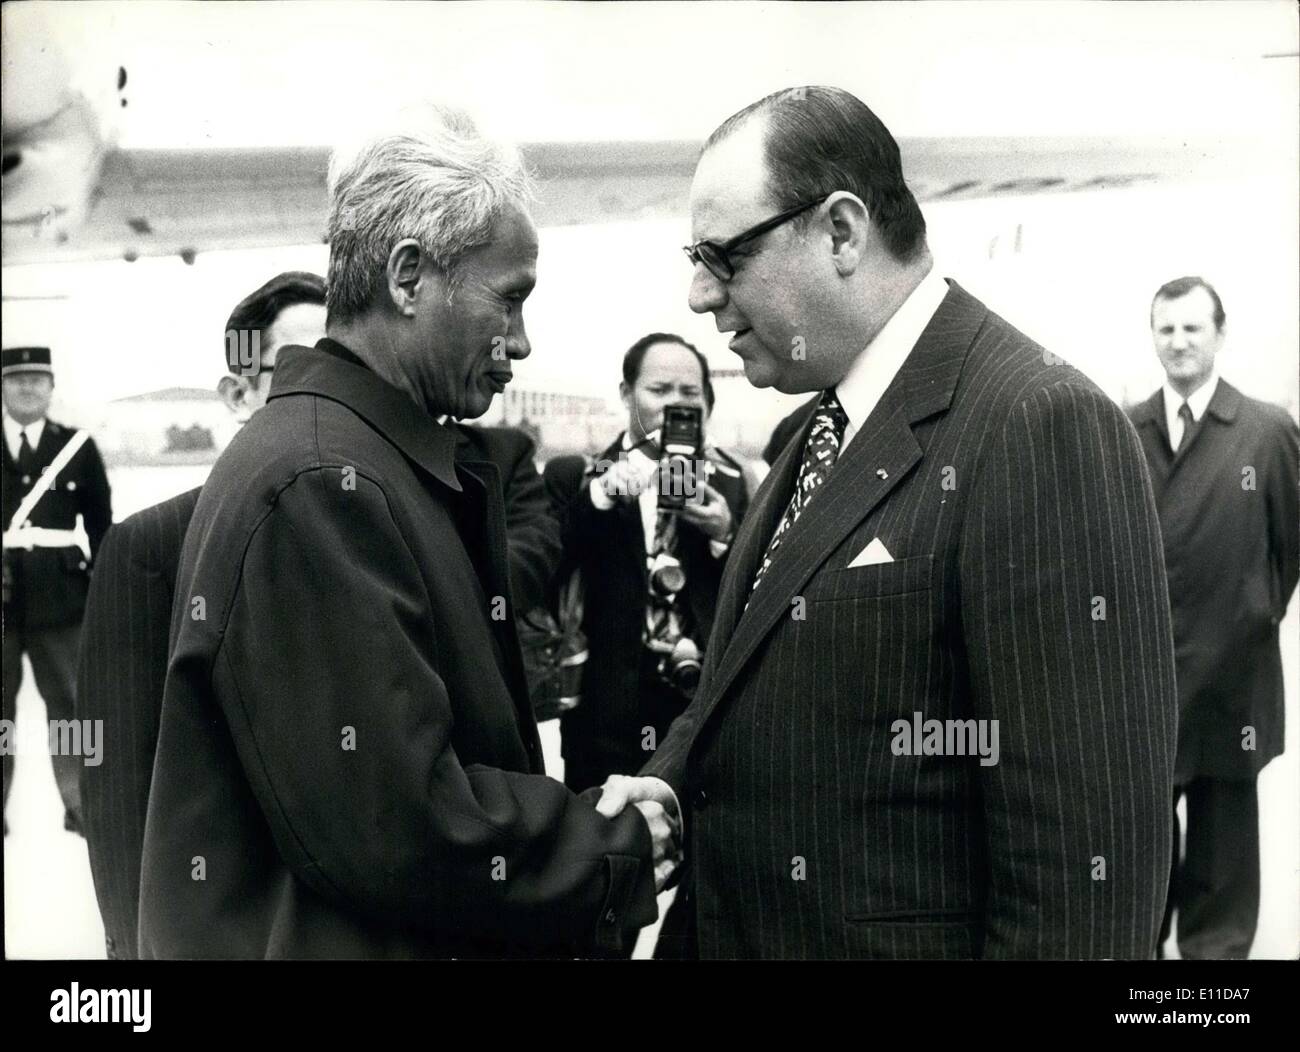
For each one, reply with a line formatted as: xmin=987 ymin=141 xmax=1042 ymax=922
xmin=752 ymin=390 xmax=850 ymax=591
xmin=1175 ymin=401 xmax=1195 ymax=453
xmin=17 ymin=429 xmax=36 ymax=478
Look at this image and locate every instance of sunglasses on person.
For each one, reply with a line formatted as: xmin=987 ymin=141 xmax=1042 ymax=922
xmin=682 ymin=194 xmax=829 ymax=282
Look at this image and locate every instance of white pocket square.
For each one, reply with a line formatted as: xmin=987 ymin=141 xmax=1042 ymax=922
xmin=847 ymin=537 xmax=894 ymax=568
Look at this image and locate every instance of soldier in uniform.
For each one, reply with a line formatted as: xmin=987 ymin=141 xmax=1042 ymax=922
xmin=2 ymin=346 xmax=112 ymax=835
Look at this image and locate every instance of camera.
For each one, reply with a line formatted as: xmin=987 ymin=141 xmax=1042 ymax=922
xmin=644 ymin=552 xmax=701 ymax=697
xmin=657 ymin=404 xmax=707 ymax=511
xmin=648 ymin=551 xmax=687 ymax=598
xmin=646 ymin=635 xmax=703 ymax=697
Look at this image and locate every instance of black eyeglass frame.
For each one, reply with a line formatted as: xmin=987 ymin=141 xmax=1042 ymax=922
xmin=682 ymin=194 xmax=830 ymax=281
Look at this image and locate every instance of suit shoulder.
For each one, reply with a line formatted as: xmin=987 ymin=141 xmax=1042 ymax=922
xmin=1124 ymin=390 xmax=1162 ymax=425
xmin=543 ymin=452 xmax=589 ymax=486
xmin=963 ymin=308 xmax=1116 ymax=419
xmin=120 ymin=486 xmax=202 ymax=539
xmin=1240 ymin=393 xmax=1299 ymax=437
xmin=112 ymin=486 xmax=202 ymax=570
xmin=472 ymin=424 xmax=536 ymax=463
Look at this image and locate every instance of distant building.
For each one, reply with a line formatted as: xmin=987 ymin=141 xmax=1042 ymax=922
xmin=97 ymin=387 xmax=237 ymax=465
xmin=485 ymin=386 xmax=624 ymax=458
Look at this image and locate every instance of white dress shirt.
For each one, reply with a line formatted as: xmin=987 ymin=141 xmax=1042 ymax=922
xmin=3 ymin=414 xmax=45 ymax=462
xmin=1162 ymin=370 xmax=1218 ymax=453
xmin=835 ymin=266 xmax=949 ymax=452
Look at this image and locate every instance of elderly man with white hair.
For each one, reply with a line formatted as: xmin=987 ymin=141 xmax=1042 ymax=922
xmin=139 ymin=105 xmax=676 ymax=959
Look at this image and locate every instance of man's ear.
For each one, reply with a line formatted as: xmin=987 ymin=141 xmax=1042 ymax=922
xmin=217 ymin=374 xmax=251 ymax=416
xmin=619 ymin=380 xmax=634 ymax=413
xmin=386 ymin=238 xmax=439 ymax=317
xmin=824 ymin=191 xmax=871 ymax=277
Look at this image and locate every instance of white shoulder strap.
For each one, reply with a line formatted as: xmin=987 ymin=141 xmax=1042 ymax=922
xmin=8 ymin=429 xmax=91 ymax=528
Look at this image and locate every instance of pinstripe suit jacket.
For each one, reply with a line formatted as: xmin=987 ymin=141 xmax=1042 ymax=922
xmin=643 ymin=281 xmax=1178 ymax=959
xmin=77 ymin=486 xmax=201 ymax=959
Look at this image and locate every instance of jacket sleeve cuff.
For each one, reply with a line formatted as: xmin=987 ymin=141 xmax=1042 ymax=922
xmin=592 ymin=850 xmax=659 ymax=956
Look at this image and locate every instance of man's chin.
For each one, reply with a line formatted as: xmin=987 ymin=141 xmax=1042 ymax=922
xmin=739 ymin=357 xmax=779 ymax=390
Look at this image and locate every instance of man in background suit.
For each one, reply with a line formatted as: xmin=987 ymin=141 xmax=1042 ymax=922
xmin=77 ymin=271 xmax=327 ymax=959
xmin=1129 ymin=276 xmax=1299 ymax=959
xmin=3 ymin=346 xmax=113 ymax=836
xmin=598 ymin=85 xmax=1178 ymax=958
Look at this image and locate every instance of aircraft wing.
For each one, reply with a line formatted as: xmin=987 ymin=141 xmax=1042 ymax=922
xmin=1 ymin=135 xmax=1283 ymax=267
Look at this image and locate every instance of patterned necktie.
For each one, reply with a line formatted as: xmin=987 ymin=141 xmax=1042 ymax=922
xmin=1175 ymin=401 xmax=1195 ymax=453
xmin=752 ymin=390 xmax=850 ymax=591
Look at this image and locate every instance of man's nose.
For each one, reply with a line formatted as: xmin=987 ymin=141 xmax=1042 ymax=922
xmin=506 ymin=325 xmax=531 ymax=361
xmin=688 ymin=263 xmax=726 ymax=315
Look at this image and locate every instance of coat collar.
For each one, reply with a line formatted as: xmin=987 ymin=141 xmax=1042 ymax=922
xmin=1134 ymin=377 xmax=1241 ymax=427
xmin=269 ymin=338 xmax=462 ymax=493
xmin=1204 ymin=377 xmax=1242 ymax=424
xmin=696 ymin=279 xmax=985 ymax=712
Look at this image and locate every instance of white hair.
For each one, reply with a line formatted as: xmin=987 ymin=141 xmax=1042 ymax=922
xmin=325 ymin=102 xmax=534 ymax=323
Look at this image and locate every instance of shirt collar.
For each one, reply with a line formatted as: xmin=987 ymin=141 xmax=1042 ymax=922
xmin=1163 ymin=368 xmax=1219 ymax=429
xmin=834 ymin=267 xmax=949 ymax=438
xmin=3 ymin=413 xmax=44 ymax=457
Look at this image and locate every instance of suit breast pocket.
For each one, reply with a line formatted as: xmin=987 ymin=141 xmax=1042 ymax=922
xmin=804 ymin=554 xmax=934 ymax=603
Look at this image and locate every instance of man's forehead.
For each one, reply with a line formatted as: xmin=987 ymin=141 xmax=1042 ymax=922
xmin=1154 ymin=288 xmax=1216 ymax=322
xmin=689 ymin=119 xmax=772 ymax=239
xmin=640 ymin=341 xmax=704 ymax=382
xmin=474 ymin=204 xmax=538 ymax=278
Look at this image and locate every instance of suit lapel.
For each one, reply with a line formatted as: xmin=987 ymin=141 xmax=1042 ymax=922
xmin=696 ymin=280 xmax=985 ymax=716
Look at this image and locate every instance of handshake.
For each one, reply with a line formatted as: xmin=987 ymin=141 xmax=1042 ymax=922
xmin=595 ymin=775 xmax=684 ymax=892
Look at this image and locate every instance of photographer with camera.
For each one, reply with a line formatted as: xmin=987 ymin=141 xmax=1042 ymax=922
xmin=544 ymin=333 xmax=754 ymax=795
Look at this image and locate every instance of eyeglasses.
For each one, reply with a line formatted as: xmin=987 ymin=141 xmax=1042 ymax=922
xmin=682 ymin=195 xmax=829 ymax=282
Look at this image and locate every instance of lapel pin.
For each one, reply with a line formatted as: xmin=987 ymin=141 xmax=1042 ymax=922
xmin=876 ymin=468 xmax=889 ymax=480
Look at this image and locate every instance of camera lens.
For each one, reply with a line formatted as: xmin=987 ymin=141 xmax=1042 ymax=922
xmin=649 ymin=553 xmax=686 ymax=596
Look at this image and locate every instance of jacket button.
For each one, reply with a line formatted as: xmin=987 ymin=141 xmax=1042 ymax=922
xmin=21 ymin=475 xmax=30 ymax=485
xmin=603 ymin=908 xmax=617 ymax=925
xmin=693 ymin=789 xmax=709 ymax=810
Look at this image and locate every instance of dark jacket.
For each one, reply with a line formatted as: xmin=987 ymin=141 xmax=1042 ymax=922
xmin=643 ymin=281 xmax=1178 ymax=959
xmin=79 ymin=426 xmax=555 ymax=961
xmin=1129 ymin=381 xmax=1299 ymax=781
xmin=2 ymin=417 xmax=112 ymax=631
xmin=451 ymin=424 xmax=561 ymax=614
xmin=138 ymin=339 xmax=657 ymax=959
xmin=545 ymin=436 xmax=750 ymax=785
xmin=763 ymin=398 xmax=817 ymax=468
xmin=77 ymin=485 xmax=200 ymax=959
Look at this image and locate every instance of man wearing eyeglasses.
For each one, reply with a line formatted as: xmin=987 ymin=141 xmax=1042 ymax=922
xmin=597 ymin=86 xmax=1178 ymax=959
